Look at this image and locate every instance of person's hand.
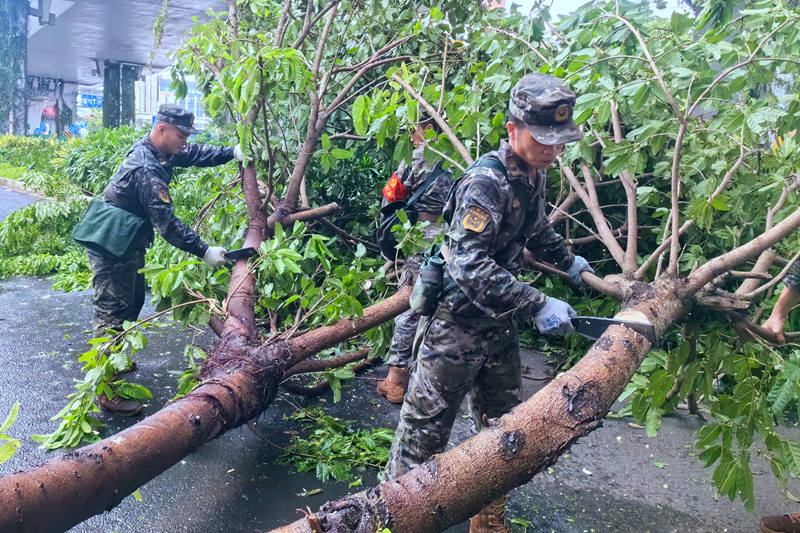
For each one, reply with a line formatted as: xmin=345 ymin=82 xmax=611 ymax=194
xmin=233 ymin=145 xmax=244 ymax=162
xmin=534 ymin=297 xmax=577 ymax=336
xmin=762 ymin=313 xmax=787 ymax=343
xmin=567 ymin=255 xmax=594 ymax=288
xmin=203 ymin=246 xmax=227 ymax=267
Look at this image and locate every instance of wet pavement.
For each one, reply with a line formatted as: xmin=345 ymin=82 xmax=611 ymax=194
xmin=0 ymin=185 xmax=796 ymax=532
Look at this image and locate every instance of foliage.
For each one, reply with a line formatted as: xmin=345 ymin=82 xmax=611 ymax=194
xmin=0 ymin=135 xmax=61 ymax=172
xmin=0 ymin=200 xmax=92 ymax=290
xmin=54 ymin=126 xmax=144 ymax=195
xmin=352 ymin=0 xmax=800 ymax=509
xmin=0 ymin=402 xmax=20 ymax=464
xmin=278 ymin=407 xmax=394 ymax=483
xmin=5 ymin=0 xmax=800 ymax=513
xmin=171 ymin=345 xmax=207 ymax=401
xmin=32 ymin=325 xmax=154 ymax=449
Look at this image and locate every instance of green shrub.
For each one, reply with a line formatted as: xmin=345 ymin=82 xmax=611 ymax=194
xmin=0 ymin=135 xmax=60 ymax=171
xmin=54 ymin=126 xmax=144 ymax=195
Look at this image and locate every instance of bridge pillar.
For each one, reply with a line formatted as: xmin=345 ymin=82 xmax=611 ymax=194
xmin=120 ymin=64 xmax=139 ymax=126
xmin=1 ymin=0 xmax=28 ymax=135
xmin=103 ymin=62 xmax=140 ymax=128
xmin=102 ymin=62 xmax=120 ymax=128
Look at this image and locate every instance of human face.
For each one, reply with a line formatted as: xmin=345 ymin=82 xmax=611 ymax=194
xmin=152 ymin=122 xmax=190 ymax=155
xmin=410 ymin=124 xmax=434 ymax=148
xmin=506 ymin=121 xmax=564 ymax=170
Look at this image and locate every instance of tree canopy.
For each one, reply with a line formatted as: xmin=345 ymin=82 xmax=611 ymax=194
xmin=2 ymin=0 xmax=800 ymax=528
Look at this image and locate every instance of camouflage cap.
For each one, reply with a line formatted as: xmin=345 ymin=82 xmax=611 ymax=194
xmin=156 ymin=103 xmax=200 ymax=135
xmin=509 ymin=73 xmax=582 ymax=145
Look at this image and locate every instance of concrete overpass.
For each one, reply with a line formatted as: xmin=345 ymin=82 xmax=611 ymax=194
xmin=7 ymin=0 xmax=221 ymax=134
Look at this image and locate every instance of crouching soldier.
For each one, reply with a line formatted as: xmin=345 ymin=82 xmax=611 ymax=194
xmin=77 ymin=104 xmax=243 ymax=415
xmin=376 ymin=115 xmax=452 ymax=403
xmin=382 ymin=74 xmax=594 ymax=532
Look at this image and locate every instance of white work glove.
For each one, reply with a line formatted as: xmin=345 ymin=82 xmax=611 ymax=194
xmin=567 ymin=255 xmax=594 ymax=288
xmin=233 ymin=145 xmax=244 ymax=162
xmin=203 ymin=246 xmax=227 ymax=267
xmin=534 ymin=297 xmax=577 ymax=336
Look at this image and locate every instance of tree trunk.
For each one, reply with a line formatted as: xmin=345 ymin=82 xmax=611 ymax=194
xmin=0 ymin=286 xmax=411 ymax=533
xmin=271 ymin=280 xmax=688 ymax=533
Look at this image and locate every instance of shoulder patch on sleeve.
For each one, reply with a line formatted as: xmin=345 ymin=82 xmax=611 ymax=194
xmin=462 ymin=205 xmax=491 ymax=232
xmin=158 ymin=187 xmax=171 ymax=203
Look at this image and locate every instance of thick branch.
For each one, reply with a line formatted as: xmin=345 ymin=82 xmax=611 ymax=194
xmin=559 ymin=161 xmax=625 ymax=266
xmin=737 ymin=174 xmax=800 ymax=295
xmin=686 ymin=207 xmax=800 ymax=294
xmin=283 ymin=348 xmax=370 ymax=379
xmin=741 ymin=249 xmax=800 ymax=300
xmin=609 ymin=100 xmax=639 ymax=273
xmin=222 ymin=165 xmax=265 ymax=340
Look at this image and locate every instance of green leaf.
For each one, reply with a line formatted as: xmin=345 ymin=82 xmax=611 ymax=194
xmin=133 ymin=488 xmax=143 ymax=502
xmin=321 ymin=134 xmax=331 ymax=151
xmin=646 ymin=407 xmax=662 ymax=437
xmin=0 ymin=402 xmax=20 ymax=433
xmin=736 ymin=458 xmax=755 ymax=512
xmin=0 ymin=441 xmax=19 ymax=463
xmin=698 ymin=445 xmax=722 ymax=467
xmin=352 ymin=95 xmax=369 ymax=136
xmin=331 ymin=148 xmax=353 ymax=160
xmin=114 ymin=382 xmax=153 ymax=401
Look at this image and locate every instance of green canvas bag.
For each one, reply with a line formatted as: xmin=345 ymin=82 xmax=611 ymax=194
xmin=72 ymin=198 xmax=146 ymax=258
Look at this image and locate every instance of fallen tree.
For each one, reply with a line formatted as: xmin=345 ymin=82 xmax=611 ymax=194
xmin=2 ymin=1 xmax=800 ymax=531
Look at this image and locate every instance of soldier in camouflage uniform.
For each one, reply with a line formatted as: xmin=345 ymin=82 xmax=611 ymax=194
xmin=376 ymin=116 xmax=453 ymax=404
xmin=87 ymin=104 xmax=242 ymax=415
xmin=383 ymin=74 xmax=595 ymax=533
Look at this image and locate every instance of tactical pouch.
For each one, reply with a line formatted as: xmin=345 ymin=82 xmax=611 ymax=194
xmin=72 ymin=198 xmax=146 ymax=258
xmin=409 ymin=251 xmax=445 ymax=316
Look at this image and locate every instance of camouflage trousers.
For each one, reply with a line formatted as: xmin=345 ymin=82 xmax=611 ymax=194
xmin=384 ymin=316 xmax=521 ymax=479
xmin=87 ymin=248 xmax=146 ymax=338
xmin=385 ymin=254 xmax=425 ymax=367
xmin=385 ymin=222 xmax=443 ymax=368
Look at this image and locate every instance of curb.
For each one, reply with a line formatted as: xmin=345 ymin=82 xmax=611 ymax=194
xmin=0 ymin=177 xmax=47 ymax=200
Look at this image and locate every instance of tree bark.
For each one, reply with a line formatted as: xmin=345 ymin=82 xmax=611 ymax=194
xmin=271 ymin=280 xmax=688 ymax=533
xmin=0 ymin=287 xmax=412 ymax=533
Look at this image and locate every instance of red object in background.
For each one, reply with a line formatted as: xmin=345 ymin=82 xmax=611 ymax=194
xmin=41 ymin=106 xmax=57 ymax=120
xmin=382 ymin=173 xmax=407 ymax=202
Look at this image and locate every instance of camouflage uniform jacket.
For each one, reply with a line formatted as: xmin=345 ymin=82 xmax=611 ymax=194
xmin=399 ymin=146 xmax=453 ymax=214
xmin=440 ymin=140 xmax=574 ymax=321
xmin=384 ymin=146 xmax=453 ymax=216
xmin=785 ymin=261 xmax=800 ymax=293
xmin=103 ymin=135 xmax=234 ymax=257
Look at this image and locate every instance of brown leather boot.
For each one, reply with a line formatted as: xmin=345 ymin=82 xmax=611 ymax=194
xmin=96 ymin=393 xmax=143 ymax=417
xmin=376 ymin=366 xmax=408 ymax=404
xmin=761 ymin=512 xmax=800 ymax=533
xmin=469 ymin=496 xmax=509 ymax=533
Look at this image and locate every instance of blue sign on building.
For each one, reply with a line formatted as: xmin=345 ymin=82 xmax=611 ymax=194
xmin=80 ymin=94 xmax=103 ymax=108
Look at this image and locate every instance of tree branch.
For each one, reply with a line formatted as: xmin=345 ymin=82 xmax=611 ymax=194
xmin=686 ymin=207 xmax=800 ymax=294
xmin=391 ymin=73 xmax=474 ymax=166
xmin=559 ymin=160 xmax=625 ymax=266
xmin=607 ymin=13 xmax=683 ymax=123
xmin=609 ymin=100 xmax=639 ymax=273
xmin=282 ymin=348 xmax=370 ymax=379
xmin=736 ymin=173 xmax=800 ymax=295
xmin=741 ymin=248 xmax=800 ymax=300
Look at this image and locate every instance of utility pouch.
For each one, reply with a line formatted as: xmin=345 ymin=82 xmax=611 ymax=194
xmin=72 ymin=198 xmax=146 ymax=258
xmin=409 ymin=250 xmax=445 ymax=316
